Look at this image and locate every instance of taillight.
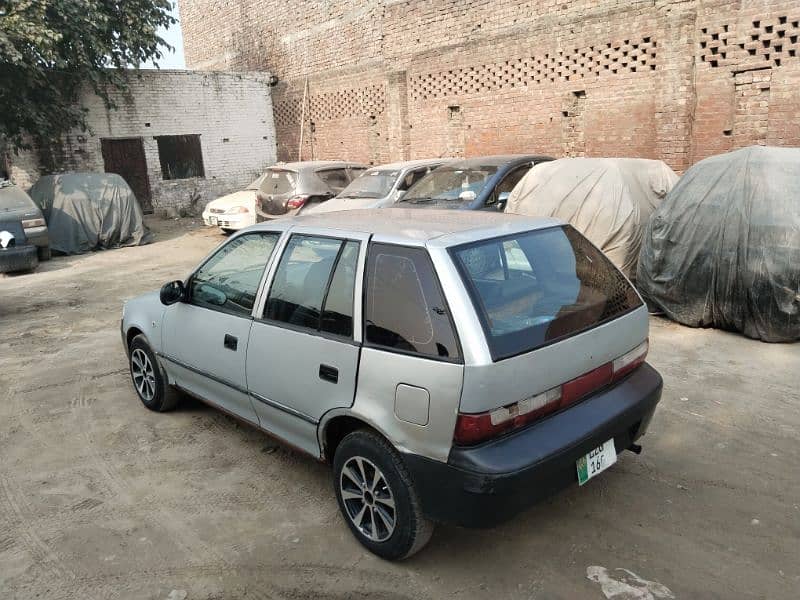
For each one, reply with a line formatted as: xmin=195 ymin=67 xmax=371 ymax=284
xmin=454 ymin=339 xmax=649 ymax=445
xmin=287 ymin=195 xmax=310 ymax=209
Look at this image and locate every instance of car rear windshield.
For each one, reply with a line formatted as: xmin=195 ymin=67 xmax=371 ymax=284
xmin=339 ymin=169 xmax=398 ymax=199
xmin=450 ymin=225 xmax=643 ymax=361
xmin=259 ymin=169 xmax=296 ymax=195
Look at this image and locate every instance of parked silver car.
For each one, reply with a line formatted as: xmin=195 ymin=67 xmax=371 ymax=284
xmin=121 ymin=209 xmax=662 ymax=559
xmin=255 ymin=161 xmax=367 ymax=221
xmin=304 ymin=159 xmax=453 ymax=215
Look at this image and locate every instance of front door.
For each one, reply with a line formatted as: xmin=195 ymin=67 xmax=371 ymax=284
xmin=161 ymin=231 xmax=282 ymax=423
xmin=246 ymin=232 xmax=364 ymax=455
xmin=101 ymin=137 xmax=153 ymax=213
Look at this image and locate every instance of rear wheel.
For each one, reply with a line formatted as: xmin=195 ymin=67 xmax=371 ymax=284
xmin=37 ymin=245 xmax=51 ymax=261
xmin=128 ymin=335 xmax=179 ymax=412
xmin=333 ymin=430 xmax=433 ymax=560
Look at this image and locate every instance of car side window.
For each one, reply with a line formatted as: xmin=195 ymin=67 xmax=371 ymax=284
xmin=317 ymin=169 xmax=350 ymax=193
xmin=264 ymin=235 xmax=359 ymax=338
xmin=487 ymin=164 xmax=532 ymax=205
xmin=190 ymin=232 xmax=280 ymax=317
xmin=364 ymin=243 xmax=460 ymax=360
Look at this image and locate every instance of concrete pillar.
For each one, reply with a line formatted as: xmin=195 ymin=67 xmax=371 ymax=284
xmin=386 ymin=71 xmax=410 ymax=161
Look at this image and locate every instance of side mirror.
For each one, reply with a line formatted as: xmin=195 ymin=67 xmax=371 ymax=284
xmin=497 ymin=191 xmax=511 ymax=210
xmin=160 ymin=280 xmax=186 ymax=306
xmin=394 ymin=189 xmax=407 ymax=202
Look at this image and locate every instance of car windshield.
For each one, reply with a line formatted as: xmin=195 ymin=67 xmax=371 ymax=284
xmin=338 ymin=169 xmax=399 ymax=199
xmin=450 ymin=225 xmax=643 ymax=360
xmin=402 ymin=166 xmax=498 ymax=205
xmin=258 ymin=169 xmax=296 ymax=195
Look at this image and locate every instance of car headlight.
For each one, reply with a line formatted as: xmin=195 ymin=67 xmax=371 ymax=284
xmin=224 ymin=206 xmax=250 ymax=214
xmin=21 ymin=217 xmax=46 ymax=228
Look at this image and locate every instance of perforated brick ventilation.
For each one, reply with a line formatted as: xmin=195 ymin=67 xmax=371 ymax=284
xmin=699 ymin=15 xmax=800 ymax=68
xmin=409 ymin=37 xmax=657 ymax=101
xmin=274 ymin=84 xmax=386 ymax=127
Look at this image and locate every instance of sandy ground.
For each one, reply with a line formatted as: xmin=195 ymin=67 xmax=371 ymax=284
xmin=1 ymin=217 xmax=798 ymax=600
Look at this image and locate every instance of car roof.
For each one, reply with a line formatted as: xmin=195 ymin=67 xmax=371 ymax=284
xmin=366 ymin=158 xmax=456 ymax=171
xmin=268 ymin=160 xmax=367 ymax=172
xmin=442 ymin=154 xmax=552 ymax=168
xmin=247 ymin=208 xmax=562 ymax=247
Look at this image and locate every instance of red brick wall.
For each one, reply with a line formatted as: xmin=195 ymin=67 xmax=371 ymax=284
xmin=181 ymin=0 xmax=800 ymax=171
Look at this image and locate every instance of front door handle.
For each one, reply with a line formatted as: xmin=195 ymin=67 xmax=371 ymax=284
xmin=319 ymin=364 xmax=338 ymax=384
xmin=224 ymin=334 xmax=238 ymax=351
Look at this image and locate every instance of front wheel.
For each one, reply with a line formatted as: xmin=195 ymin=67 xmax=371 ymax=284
xmin=333 ymin=430 xmax=433 ymax=560
xmin=128 ymin=334 xmax=179 ymax=412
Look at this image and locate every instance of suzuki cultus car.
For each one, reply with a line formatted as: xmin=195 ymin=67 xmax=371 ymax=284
xmin=121 ymin=209 xmax=662 ymax=559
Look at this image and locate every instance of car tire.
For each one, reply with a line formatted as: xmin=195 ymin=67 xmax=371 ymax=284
xmin=333 ymin=429 xmax=434 ymax=560
xmin=37 ymin=245 xmax=51 ymax=261
xmin=128 ymin=334 xmax=180 ymax=412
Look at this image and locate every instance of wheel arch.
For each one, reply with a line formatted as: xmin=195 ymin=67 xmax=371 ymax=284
xmin=318 ymin=410 xmax=394 ymax=464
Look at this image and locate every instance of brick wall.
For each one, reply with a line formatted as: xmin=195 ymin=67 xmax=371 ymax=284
xmin=9 ymin=70 xmax=277 ymax=211
xmin=180 ymin=0 xmax=800 ymax=171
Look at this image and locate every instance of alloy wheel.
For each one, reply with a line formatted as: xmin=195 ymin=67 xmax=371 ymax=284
xmin=339 ymin=456 xmax=397 ymax=542
xmin=131 ymin=348 xmax=156 ymax=402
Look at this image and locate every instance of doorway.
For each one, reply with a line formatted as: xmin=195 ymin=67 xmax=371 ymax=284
xmin=101 ymin=137 xmax=153 ymax=213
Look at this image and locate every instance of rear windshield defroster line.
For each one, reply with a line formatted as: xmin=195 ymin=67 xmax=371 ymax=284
xmin=449 ymin=225 xmax=643 ymax=361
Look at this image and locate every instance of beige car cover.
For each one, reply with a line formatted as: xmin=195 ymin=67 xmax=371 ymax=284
xmin=505 ymin=158 xmax=678 ymax=278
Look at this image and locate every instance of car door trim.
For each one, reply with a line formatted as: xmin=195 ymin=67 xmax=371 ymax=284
xmin=249 ymin=391 xmax=319 ymax=425
xmin=158 ymin=352 xmax=250 ymax=396
xmin=159 ymin=351 xmax=320 ymax=425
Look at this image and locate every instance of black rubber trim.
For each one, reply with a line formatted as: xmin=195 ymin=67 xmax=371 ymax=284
xmin=158 ymin=352 xmax=319 ymax=425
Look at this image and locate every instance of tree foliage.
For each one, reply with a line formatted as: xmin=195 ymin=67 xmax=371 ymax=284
xmin=0 ymin=0 xmax=176 ymax=151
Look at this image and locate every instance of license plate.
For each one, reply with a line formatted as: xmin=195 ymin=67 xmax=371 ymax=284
xmin=576 ymin=439 xmax=617 ymax=485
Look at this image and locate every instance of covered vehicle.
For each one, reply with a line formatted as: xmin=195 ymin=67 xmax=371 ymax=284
xmin=505 ymin=158 xmax=678 ymax=278
xmin=0 ymin=181 xmax=50 ymax=260
xmin=255 ymin=161 xmax=368 ymax=221
xmin=399 ymin=155 xmax=551 ymax=211
xmin=304 ymin=159 xmax=452 ymax=215
xmin=28 ymin=173 xmax=153 ymax=255
xmin=637 ymin=146 xmax=800 ymax=343
xmin=202 ymin=172 xmax=265 ymax=232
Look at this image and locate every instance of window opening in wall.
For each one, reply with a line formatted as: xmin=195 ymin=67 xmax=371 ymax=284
xmin=155 ymin=134 xmax=205 ymax=180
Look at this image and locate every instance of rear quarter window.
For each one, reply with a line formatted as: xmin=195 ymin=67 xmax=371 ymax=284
xmin=450 ymin=226 xmax=642 ymax=360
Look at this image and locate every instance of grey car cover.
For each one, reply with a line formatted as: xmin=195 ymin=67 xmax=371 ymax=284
xmin=637 ymin=146 xmax=800 ymax=343
xmin=505 ymin=158 xmax=677 ymax=277
xmin=28 ymin=173 xmax=153 ymax=255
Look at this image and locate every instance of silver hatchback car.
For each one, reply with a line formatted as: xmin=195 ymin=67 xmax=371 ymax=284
xmin=121 ymin=209 xmax=662 ymax=559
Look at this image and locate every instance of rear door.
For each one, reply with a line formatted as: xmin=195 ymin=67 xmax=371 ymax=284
xmin=161 ymin=231 xmax=282 ymax=423
xmin=247 ymin=229 xmax=368 ymax=455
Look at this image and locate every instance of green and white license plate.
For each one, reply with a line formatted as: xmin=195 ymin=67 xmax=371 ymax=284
xmin=577 ymin=439 xmax=617 ymax=485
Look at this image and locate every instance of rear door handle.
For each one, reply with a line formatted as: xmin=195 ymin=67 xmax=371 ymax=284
xmin=224 ymin=334 xmax=238 ymax=351
xmin=319 ymin=364 xmax=338 ymax=384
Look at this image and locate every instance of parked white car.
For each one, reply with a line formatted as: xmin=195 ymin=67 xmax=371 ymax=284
xmin=201 ymin=174 xmax=266 ymax=232
xmin=304 ymin=159 xmax=453 ymax=215
xmin=121 ymin=209 xmax=662 ymax=559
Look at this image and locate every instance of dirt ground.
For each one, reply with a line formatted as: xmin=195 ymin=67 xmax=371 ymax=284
xmin=1 ymin=217 xmax=798 ymax=600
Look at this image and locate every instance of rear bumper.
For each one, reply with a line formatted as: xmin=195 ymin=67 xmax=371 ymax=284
xmin=255 ymin=208 xmax=301 ymax=223
xmin=403 ymin=363 xmax=662 ymax=528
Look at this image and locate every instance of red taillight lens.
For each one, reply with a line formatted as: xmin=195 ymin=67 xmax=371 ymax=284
xmin=454 ymin=339 xmax=649 ymax=446
xmin=287 ymin=195 xmax=309 ymax=209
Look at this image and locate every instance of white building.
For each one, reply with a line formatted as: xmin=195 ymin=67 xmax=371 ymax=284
xmin=6 ymin=70 xmax=277 ymax=213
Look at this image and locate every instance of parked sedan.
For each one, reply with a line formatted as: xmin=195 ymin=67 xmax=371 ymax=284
xmin=0 ymin=181 xmax=50 ymax=260
xmin=304 ymin=159 xmax=453 ymax=215
xmin=399 ymin=154 xmax=551 ymax=211
xmin=202 ymin=173 xmax=266 ymax=232
xmin=255 ymin=161 xmax=367 ymax=221
xmin=121 ymin=209 xmax=661 ymax=559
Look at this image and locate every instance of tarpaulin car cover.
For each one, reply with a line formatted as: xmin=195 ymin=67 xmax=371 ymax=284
xmin=637 ymin=146 xmax=800 ymax=343
xmin=28 ymin=173 xmax=153 ymax=255
xmin=505 ymin=158 xmax=677 ymax=277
